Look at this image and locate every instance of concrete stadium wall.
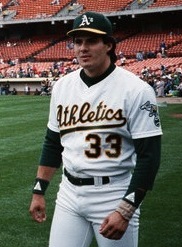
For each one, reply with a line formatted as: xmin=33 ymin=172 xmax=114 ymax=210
xmin=0 ymin=77 xmax=48 ymax=94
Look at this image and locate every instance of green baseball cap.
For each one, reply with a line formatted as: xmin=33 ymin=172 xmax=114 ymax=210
xmin=67 ymin=11 xmax=113 ymax=37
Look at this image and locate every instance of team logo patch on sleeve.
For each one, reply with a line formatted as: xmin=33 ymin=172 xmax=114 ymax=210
xmin=140 ymin=101 xmax=160 ymax=127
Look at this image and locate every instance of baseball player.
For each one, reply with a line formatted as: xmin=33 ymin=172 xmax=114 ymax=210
xmin=29 ymin=11 xmax=163 ymax=247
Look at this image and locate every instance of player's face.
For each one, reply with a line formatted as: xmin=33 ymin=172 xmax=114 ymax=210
xmin=73 ymin=33 xmax=112 ymax=77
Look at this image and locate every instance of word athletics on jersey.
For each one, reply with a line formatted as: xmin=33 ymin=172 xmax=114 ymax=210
xmin=57 ymin=101 xmax=126 ymax=134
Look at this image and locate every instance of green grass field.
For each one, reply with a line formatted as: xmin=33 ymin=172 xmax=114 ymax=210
xmin=0 ymin=95 xmax=181 ymax=247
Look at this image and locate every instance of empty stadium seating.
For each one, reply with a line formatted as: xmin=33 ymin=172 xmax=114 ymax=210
xmin=116 ymin=29 xmax=182 ymax=58
xmin=151 ymin=0 xmax=182 ymax=8
xmin=0 ymin=35 xmax=60 ymax=61
xmin=123 ymin=57 xmax=182 ymax=75
xmin=77 ymin=0 xmax=132 ymax=12
xmin=0 ymin=0 xmax=182 ymax=80
xmin=2 ymin=0 xmax=70 ymax=19
xmin=1 ymin=0 xmax=181 ymax=21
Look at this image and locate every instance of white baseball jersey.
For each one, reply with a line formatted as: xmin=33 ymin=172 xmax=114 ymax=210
xmin=48 ymin=66 xmax=162 ymax=177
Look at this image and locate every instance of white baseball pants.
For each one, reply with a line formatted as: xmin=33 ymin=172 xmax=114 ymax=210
xmin=49 ymin=173 xmax=140 ymax=247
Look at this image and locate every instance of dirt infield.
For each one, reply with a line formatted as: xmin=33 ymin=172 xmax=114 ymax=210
xmin=171 ymin=114 xmax=182 ymax=118
xmin=157 ymin=97 xmax=182 ymax=104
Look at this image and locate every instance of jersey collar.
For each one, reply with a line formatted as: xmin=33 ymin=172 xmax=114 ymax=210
xmin=80 ymin=63 xmax=116 ymax=87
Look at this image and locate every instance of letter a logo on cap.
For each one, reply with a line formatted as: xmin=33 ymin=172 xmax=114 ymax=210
xmin=67 ymin=11 xmax=113 ymax=37
xmin=79 ymin=14 xmax=93 ymax=27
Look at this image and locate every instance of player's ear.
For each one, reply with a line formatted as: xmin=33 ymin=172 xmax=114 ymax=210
xmin=102 ymin=35 xmax=117 ymax=63
xmin=106 ymin=42 xmax=113 ymax=52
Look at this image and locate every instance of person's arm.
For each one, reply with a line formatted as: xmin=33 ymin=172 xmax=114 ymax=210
xmin=29 ymin=166 xmax=58 ymax=223
xmin=100 ymin=135 xmax=161 ymax=239
xmin=116 ymin=135 xmax=161 ymax=219
xmin=29 ymin=128 xmax=63 ymax=223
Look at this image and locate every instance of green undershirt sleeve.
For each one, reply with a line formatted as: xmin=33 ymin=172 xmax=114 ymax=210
xmin=123 ymin=135 xmax=161 ymax=207
xmin=39 ymin=128 xmax=63 ymax=168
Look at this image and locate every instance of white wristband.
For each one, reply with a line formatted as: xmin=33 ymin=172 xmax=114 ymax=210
xmin=115 ymin=200 xmax=136 ymax=221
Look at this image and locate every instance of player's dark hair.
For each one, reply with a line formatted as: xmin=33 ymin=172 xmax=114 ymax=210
xmin=102 ymin=35 xmax=117 ymax=64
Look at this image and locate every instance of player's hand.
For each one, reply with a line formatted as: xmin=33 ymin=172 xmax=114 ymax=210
xmin=99 ymin=211 xmax=129 ymax=240
xmin=29 ymin=194 xmax=47 ymax=223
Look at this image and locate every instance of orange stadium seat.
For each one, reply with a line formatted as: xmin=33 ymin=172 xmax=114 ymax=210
xmin=78 ymin=0 xmax=132 ymax=12
xmin=4 ymin=0 xmax=70 ymax=19
xmin=150 ymin=0 xmax=182 ymax=8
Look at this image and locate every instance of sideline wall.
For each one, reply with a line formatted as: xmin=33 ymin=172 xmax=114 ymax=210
xmin=0 ymin=77 xmax=47 ymax=94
